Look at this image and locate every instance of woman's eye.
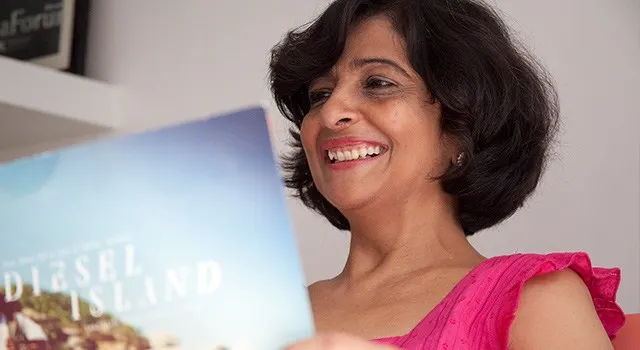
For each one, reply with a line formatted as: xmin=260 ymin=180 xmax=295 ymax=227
xmin=308 ymin=90 xmax=331 ymax=106
xmin=365 ymin=78 xmax=395 ymax=89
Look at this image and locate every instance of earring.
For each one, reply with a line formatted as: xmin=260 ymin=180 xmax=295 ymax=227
xmin=455 ymin=152 xmax=465 ymax=166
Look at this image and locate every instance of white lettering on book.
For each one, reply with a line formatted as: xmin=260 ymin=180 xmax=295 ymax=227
xmin=2 ymin=242 xmax=223 ymax=322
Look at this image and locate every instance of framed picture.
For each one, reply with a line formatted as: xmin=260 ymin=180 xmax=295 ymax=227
xmin=0 ymin=0 xmax=90 ymax=76
xmin=64 ymin=0 xmax=89 ymax=76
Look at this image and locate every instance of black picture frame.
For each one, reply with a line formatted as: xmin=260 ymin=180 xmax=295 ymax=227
xmin=0 ymin=0 xmax=90 ymax=76
xmin=64 ymin=0 xmax=90 ymax=76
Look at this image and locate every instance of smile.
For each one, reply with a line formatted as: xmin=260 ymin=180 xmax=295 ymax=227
xmin=320 ymin=137 xmax=389 ymax=169
xmin=327 ymin=145 xmax=384 ymax=163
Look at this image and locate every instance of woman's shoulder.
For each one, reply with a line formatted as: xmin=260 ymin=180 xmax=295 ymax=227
xmin=479 ymin=251 xmax=624 ymax=312
xmin=374 ymin=251 xmax=627 ymax=349
xmin=473 ymin=251 xmax=623 ymax=293
xmin=470 ymin=251 xmax=626 ymax=347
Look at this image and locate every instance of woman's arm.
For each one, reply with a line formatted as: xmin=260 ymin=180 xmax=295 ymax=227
xmin=509 ymin=269 xmax=614 ymax=350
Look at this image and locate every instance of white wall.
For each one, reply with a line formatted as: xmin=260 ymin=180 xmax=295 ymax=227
xmin=85 ymin=0 xmax=639 ymax=313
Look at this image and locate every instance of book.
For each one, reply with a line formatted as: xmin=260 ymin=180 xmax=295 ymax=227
xmin=0 ymin=105 xmax=315 ymax=350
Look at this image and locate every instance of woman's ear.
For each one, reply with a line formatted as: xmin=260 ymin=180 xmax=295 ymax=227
xmin=440 ymin=133 xmax=463 ymax=167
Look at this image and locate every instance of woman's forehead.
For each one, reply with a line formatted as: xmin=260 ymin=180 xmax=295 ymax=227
xmin=337 ymin=18 xmax=409 ymax=67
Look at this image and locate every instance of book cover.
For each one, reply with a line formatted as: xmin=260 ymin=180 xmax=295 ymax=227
xmin=0 ymin=106 xmax=314 ymax=350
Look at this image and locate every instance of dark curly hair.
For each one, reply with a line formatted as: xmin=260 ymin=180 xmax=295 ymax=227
xmin=268 ymin=0 xmax=560 ymax=236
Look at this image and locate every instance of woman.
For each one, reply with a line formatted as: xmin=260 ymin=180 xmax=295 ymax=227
xmin=269 ymin=0 xmax=626 ymax=349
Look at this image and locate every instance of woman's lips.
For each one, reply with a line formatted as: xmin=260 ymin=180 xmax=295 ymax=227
xmin=319 ymin=137 xmax=388 ymax=169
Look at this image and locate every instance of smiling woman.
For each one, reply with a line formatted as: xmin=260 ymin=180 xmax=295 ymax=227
xmin=269 ymin=0 xmax=627 ymax=349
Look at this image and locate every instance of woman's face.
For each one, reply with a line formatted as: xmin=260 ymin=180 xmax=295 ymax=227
xmin=300 ymin=16 xmax=453 ymax=213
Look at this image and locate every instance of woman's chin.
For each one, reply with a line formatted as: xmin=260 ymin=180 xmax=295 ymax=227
xmin=324 ymin=189 xmax=380 ymax=214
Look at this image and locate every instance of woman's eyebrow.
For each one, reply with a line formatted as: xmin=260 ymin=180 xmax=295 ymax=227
xmin=350 ymin=57 xmax=411 ymax=78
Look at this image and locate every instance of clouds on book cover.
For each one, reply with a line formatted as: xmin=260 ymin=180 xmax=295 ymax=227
xmin=0 ymin=107 xmax=313 ymax=350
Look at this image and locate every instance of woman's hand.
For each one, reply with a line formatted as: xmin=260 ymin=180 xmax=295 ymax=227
xmin=285 ymin=332 xmax=400 ymax=350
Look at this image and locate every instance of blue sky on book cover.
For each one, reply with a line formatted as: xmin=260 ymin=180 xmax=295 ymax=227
xmin=0 ymin=106 xmax=314 ymax=350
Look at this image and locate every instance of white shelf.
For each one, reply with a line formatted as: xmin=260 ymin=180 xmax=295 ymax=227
xmin=0 ymin=55 xmax=122 ymax=163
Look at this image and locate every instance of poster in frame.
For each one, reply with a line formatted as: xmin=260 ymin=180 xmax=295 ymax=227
xmin=0 ymin=0 xmax=89 ymax=76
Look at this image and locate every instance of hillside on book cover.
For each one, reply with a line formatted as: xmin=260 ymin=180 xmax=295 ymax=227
xmin=0 ymin=106 xmax=314 ymax=350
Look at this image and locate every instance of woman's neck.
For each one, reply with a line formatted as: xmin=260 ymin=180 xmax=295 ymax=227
xmin=335 ymin=192 xmax=483 ymax=288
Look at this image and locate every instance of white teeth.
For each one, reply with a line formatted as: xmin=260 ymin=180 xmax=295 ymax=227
xmin=345 ymin=150 xmax=353 ymax=160
xmin=327 ymin=145 xmax=384 ymax=163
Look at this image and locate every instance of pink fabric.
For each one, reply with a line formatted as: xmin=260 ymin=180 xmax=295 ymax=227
xmin=373 ymin=252 xmax=626 ymax=349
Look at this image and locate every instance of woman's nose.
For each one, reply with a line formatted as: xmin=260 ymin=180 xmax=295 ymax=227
xmin=317 ymin=91 xmax=361 ymax=130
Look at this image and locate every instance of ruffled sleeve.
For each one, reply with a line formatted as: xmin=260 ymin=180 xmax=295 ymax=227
xmin=371 ymin=252 xmax=626 ymax=349
xmin=489 ymin=252 xmax=626 ymax=347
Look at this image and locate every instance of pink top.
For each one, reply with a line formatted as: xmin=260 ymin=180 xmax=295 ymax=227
xmin=373 ymin=252 xmax=626 ymax=349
